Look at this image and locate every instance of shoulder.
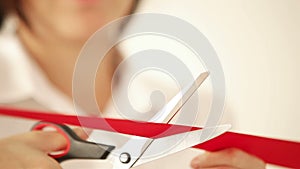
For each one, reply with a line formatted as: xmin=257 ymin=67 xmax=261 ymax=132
xmin=0 ymin=16 xmax=28 ymax=77
xmin=0 ymin=16 xmax=33 ymax=103
xmin=0 ymin=15 xmax=23 ymax=62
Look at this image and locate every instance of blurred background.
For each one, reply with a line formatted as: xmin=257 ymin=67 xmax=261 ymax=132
xmin=127 ymin=0 xmax=300 ymax=142
xmin=114 ymin=2 xmax=300 ymax=168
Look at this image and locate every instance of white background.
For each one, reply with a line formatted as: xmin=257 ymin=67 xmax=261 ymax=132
xmin=130 ymin=0 xmax=300 ymax=141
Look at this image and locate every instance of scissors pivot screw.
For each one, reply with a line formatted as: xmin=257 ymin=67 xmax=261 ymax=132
xmin=119 ymin=152 xmax=131 ymax=164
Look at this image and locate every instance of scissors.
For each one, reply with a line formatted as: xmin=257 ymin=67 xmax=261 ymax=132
xmin=32 ymin=72 xmax=230 ymax=168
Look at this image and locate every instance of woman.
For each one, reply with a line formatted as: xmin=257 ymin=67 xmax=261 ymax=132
xmin=0 ymin=1 xmax=265 ymax=168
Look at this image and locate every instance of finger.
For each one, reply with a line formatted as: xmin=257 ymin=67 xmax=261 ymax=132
xmin=191 ymin=148 xmax=266 ymax=169
xmin=30 ymin=157 xmax=63 ymax=169
xmin=11 ymin=127 xmax=88 ymax=153
xmin=17 ymin=130 xmax=68 ymax=153
xmin=0 ymin=134 xmax=63 ymax=169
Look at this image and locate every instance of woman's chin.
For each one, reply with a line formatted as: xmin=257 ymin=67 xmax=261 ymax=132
xmin=66 ymin=0 xmax=101 ymax=7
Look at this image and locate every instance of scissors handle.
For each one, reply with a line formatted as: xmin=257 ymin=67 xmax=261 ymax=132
xmin=32 ymin=121 xmax=115 ymax=162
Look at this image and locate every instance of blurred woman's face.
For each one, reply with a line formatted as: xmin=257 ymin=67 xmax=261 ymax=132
xmin=20 ymin=0 xmax=134 ymax=41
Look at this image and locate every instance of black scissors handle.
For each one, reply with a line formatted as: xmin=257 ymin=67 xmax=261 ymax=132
xmin=32 ymin=121 xmax=115 ymax=162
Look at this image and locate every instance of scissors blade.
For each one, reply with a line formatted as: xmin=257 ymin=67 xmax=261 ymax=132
xmin=150 ymin=72 xmax=209 ymax=123
xmin=109 ymin=72 xmax=209 ymax=169
xmin=132 ymin=124 xmax=231 ymax=168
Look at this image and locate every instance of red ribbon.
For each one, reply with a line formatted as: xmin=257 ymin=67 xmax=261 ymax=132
xmin=0 ymin=106 xmax=299 ymax=168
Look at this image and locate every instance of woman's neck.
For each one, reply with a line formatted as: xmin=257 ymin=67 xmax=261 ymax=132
xmin=18 ymin=21 xmax=81 ymax=95
xmin=17 ymin=21 xmax=117 ymax=113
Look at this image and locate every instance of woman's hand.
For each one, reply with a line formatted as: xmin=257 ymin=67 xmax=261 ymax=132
xmin=0 ymin=128 xmax=87 ymax=169
xmin=191 ymin=148 xmax=266 ymax=169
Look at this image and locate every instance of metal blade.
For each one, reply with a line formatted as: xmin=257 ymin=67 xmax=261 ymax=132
xmin=132 ymin=124 xmax=231 ymax=167
xmin=107 ymin=72 xmax=209 ymax=169
xmin=149 ymin=72 xmax=209 ymax=123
